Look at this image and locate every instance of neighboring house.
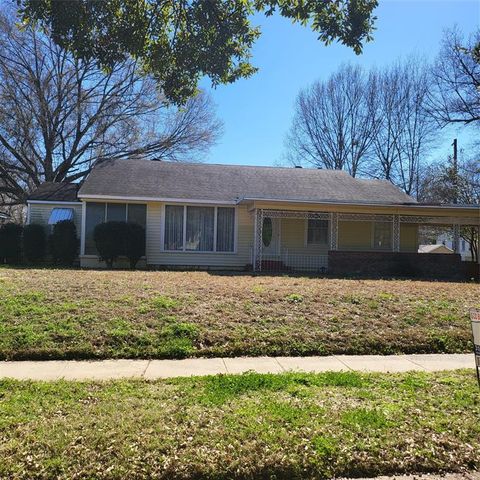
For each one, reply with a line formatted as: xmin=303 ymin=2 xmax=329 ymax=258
xmin=418 ymin=244 xmax=453 ymax=254
xmin=436 ymin=232 xmax=474 ymax=261
xmin=26 ymin=159 xmax=480 ymax=278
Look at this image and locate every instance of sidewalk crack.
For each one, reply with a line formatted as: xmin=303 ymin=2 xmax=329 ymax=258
xmin=333 ymin=356 xmax=354 ymax=371
xmin=221 ymin=358 xmax=229 ymax=374
xmin=142 ymin=360 xmax=151 ymax=378
xmin=274 ymin=357 xmax=285 ymax=372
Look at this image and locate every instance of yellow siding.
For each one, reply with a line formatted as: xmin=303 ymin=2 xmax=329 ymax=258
xmin=29 ymin=202 xmax=82 ymax=233
xmin=280 ymin=218 xmax=328 ymax=254
xmin=338 ymin=221 xmax=372 ymax=250
xmin=400 ymin=224 xmax=418 ymax=252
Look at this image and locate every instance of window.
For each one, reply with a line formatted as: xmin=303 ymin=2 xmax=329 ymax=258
xmin=85 ymin=203 xmax=105 ymax=255
xmin=48 ymin=208 xmax=74 ymax=225
xmin=84 ymin=202 xmax=147 ymax=255
xmin=216 ymin=207 xmax=235 ymax=252
xmin=106 ymin=203 xmax=126 ymax=222
xmin=373 ymin=222 xmax=392 ymax=250
xmin=164 ymin=205 xmax=235 ymax=253
xmin=128 ymin=204 xmax=147 ymax=228
xmin=307 ymin=219 xmax=328 ymax=245
xmin=262 ymin=217 xmax=273 ymax=247
xmin=164 ymin=205 xmax=184 ymax=251
xmin=186 ymin=207 xmax=214 ymax=251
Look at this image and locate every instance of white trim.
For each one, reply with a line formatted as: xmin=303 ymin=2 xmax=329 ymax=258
xmin=26 ymin=203 xmax=31 ymax=224
xmin=160 ymin=204 xmax=165 ymax=250
xmin=27 ymin=200 xmax=82 ymax=205
xmin=213 ymin=206 xmax=218 ymax=252
xmin=80 ymin=201 xmax=86 ymax=255
xmin=79 ymin=194 xmax=236 ymax=205
xmin=239 ymin=197 xmax=480 ymax=210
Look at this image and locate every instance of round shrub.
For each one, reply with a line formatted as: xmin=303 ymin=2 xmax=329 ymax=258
xmin=0 ymin=223 xmax=23 ymax=264
xmin=125 ymin=222 xmax=146 ymax=269
xmin=23 ymin=224 xmax=46 ymax=263
xmin=50 ymin=220 xmax=79 ymax=266
xmin=94 ymin=221 xmax=128 ymax=269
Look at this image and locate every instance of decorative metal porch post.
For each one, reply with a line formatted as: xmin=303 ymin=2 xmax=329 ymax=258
xmin=253 ymin=209 xmax=264 ymax=272
xmin=329 ymin=212 xmax=338 ymax=251
xmin=393 ymin=215 xmax=400 ymax=252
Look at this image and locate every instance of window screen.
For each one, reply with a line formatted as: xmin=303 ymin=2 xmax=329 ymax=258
xmin=85 ymin=203 xmax=105 ymax=255
xmin=373 ymin=222 xmax=392 ymax=250
xmin=127 ymin=204 xmax=147 ymax=228
xmin=106 ymin=203 xmax=126 ymax=222
xmin=164 ymin=205 xmax=184 ymax=251
xmin=216 ymin=207 xmax=235 ymax=252
xmin=307 ymin=219 xmax=328 ymax=245
xmin=186 ymin=206 xmax=214 ymax=251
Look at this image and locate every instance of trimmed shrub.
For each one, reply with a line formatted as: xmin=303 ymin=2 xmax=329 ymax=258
xmin=125 ymin=222 xmax=146 ymax=269
xmin=23 ymin=224 xmax=47 ymax=263
xmin=94 ymin=221 xmax=128 ymax=268
xmin=50 ymin=220 xmax=79 ymax=266
xmin=0 ymin=223 xmax=23 ymax=264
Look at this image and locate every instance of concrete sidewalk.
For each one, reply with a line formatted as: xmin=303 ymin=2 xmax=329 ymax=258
xmin=0 ymin=353 xmax=475 ymax=381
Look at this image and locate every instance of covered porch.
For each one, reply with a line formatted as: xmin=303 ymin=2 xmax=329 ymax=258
xmin=250 ymin=203 xmax=479 ymax=279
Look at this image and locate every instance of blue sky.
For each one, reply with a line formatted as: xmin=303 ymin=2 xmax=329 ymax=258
xmin=200 ymin=0 xmax=480 ymax=167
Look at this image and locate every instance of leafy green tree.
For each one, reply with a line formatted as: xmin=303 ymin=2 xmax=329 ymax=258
xmin=17 ymin=0 xmax=378 ymax=104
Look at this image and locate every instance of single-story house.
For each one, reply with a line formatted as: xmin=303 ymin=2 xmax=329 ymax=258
xmin=418 ymin=244 xmax=453 ymax=254
xmin=27 ymin=159 xmax=480 ymax=278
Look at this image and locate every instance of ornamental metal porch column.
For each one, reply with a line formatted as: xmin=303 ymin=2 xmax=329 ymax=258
xmin=253 ymin=208 xmax=264 ymax=272
xmin=329 ymin=212 xmax=338 ymax=251
xmin=393 ymin=214 xmax=400 ymax=252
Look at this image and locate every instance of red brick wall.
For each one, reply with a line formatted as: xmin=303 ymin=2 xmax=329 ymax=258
xmin=328 ymin=251 xmax=468 ymax=280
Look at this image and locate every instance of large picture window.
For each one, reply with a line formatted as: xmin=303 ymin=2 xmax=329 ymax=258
xmin=373 ymin=222 xmax=392 ymax=250
xmin=307 ymin=219 xmax=328 ymax=245
xmin=84 ymin=202 xmax=147 ymax=255
xmin=164 ymin=205 xmax=235 ymax=253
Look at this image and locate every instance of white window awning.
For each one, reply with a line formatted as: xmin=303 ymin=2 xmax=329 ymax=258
xmin=48 ymin=208 xmax=74 ymax=224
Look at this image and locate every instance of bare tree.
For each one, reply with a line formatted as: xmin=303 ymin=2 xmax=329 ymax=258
xmin=428 ymin=28 xmax=480 ymax=126
xmin=0 ymin=9 xmax=222 ymax=206
xmin=419 ymin=154 xmax=480 ymax=261
xmin=370 ymin=59 xmax=436 ymax=196
xmin=286 ymin=64 xmax=379 ymax=177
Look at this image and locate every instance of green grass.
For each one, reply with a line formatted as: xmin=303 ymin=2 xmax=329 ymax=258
xmin=0 ymin=267 xmax=478 ymax=360
xmin=0 ymin=370 xmax=479 ymax=479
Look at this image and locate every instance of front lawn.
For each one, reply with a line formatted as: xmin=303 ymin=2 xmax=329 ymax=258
xmin=0 ymin=267 xmax=478 ymax=360
xmin=1 ymin=370 xmax=479 ymax=479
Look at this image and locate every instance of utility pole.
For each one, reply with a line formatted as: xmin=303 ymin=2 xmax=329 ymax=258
xmin=452 ymin=138 xmax=458 ymax=204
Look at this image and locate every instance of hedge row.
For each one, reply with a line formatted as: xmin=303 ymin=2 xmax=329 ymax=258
xmin=0 ymin=221 xmax=78 ymax=266
xmin=0 ymin=220 xmax=145 ymax=269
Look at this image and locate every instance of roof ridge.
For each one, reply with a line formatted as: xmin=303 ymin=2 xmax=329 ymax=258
xmin=120 ymin=158 xmax=351 ymax=174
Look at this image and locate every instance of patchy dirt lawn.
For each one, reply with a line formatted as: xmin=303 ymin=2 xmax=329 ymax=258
xmin=0 ymin=267 xmax=478 ymax=360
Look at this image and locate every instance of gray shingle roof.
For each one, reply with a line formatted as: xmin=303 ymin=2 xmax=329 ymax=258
xmin=79 ymin=159 xmax=416 ymax=205
xmin=28 ymin=182 xmax=79 ymax=202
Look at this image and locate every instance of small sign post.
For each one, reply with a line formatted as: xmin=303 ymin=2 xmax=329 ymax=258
xmin=471 ymin=310 xmax=480 ymax=387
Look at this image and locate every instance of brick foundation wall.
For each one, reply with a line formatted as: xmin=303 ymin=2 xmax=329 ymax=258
xmin=328 ymin=251 xmax=467 ymax=280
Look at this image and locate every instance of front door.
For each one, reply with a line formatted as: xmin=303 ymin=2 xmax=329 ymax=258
xmin=262 ymin=217 xmax=280 ymax=256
